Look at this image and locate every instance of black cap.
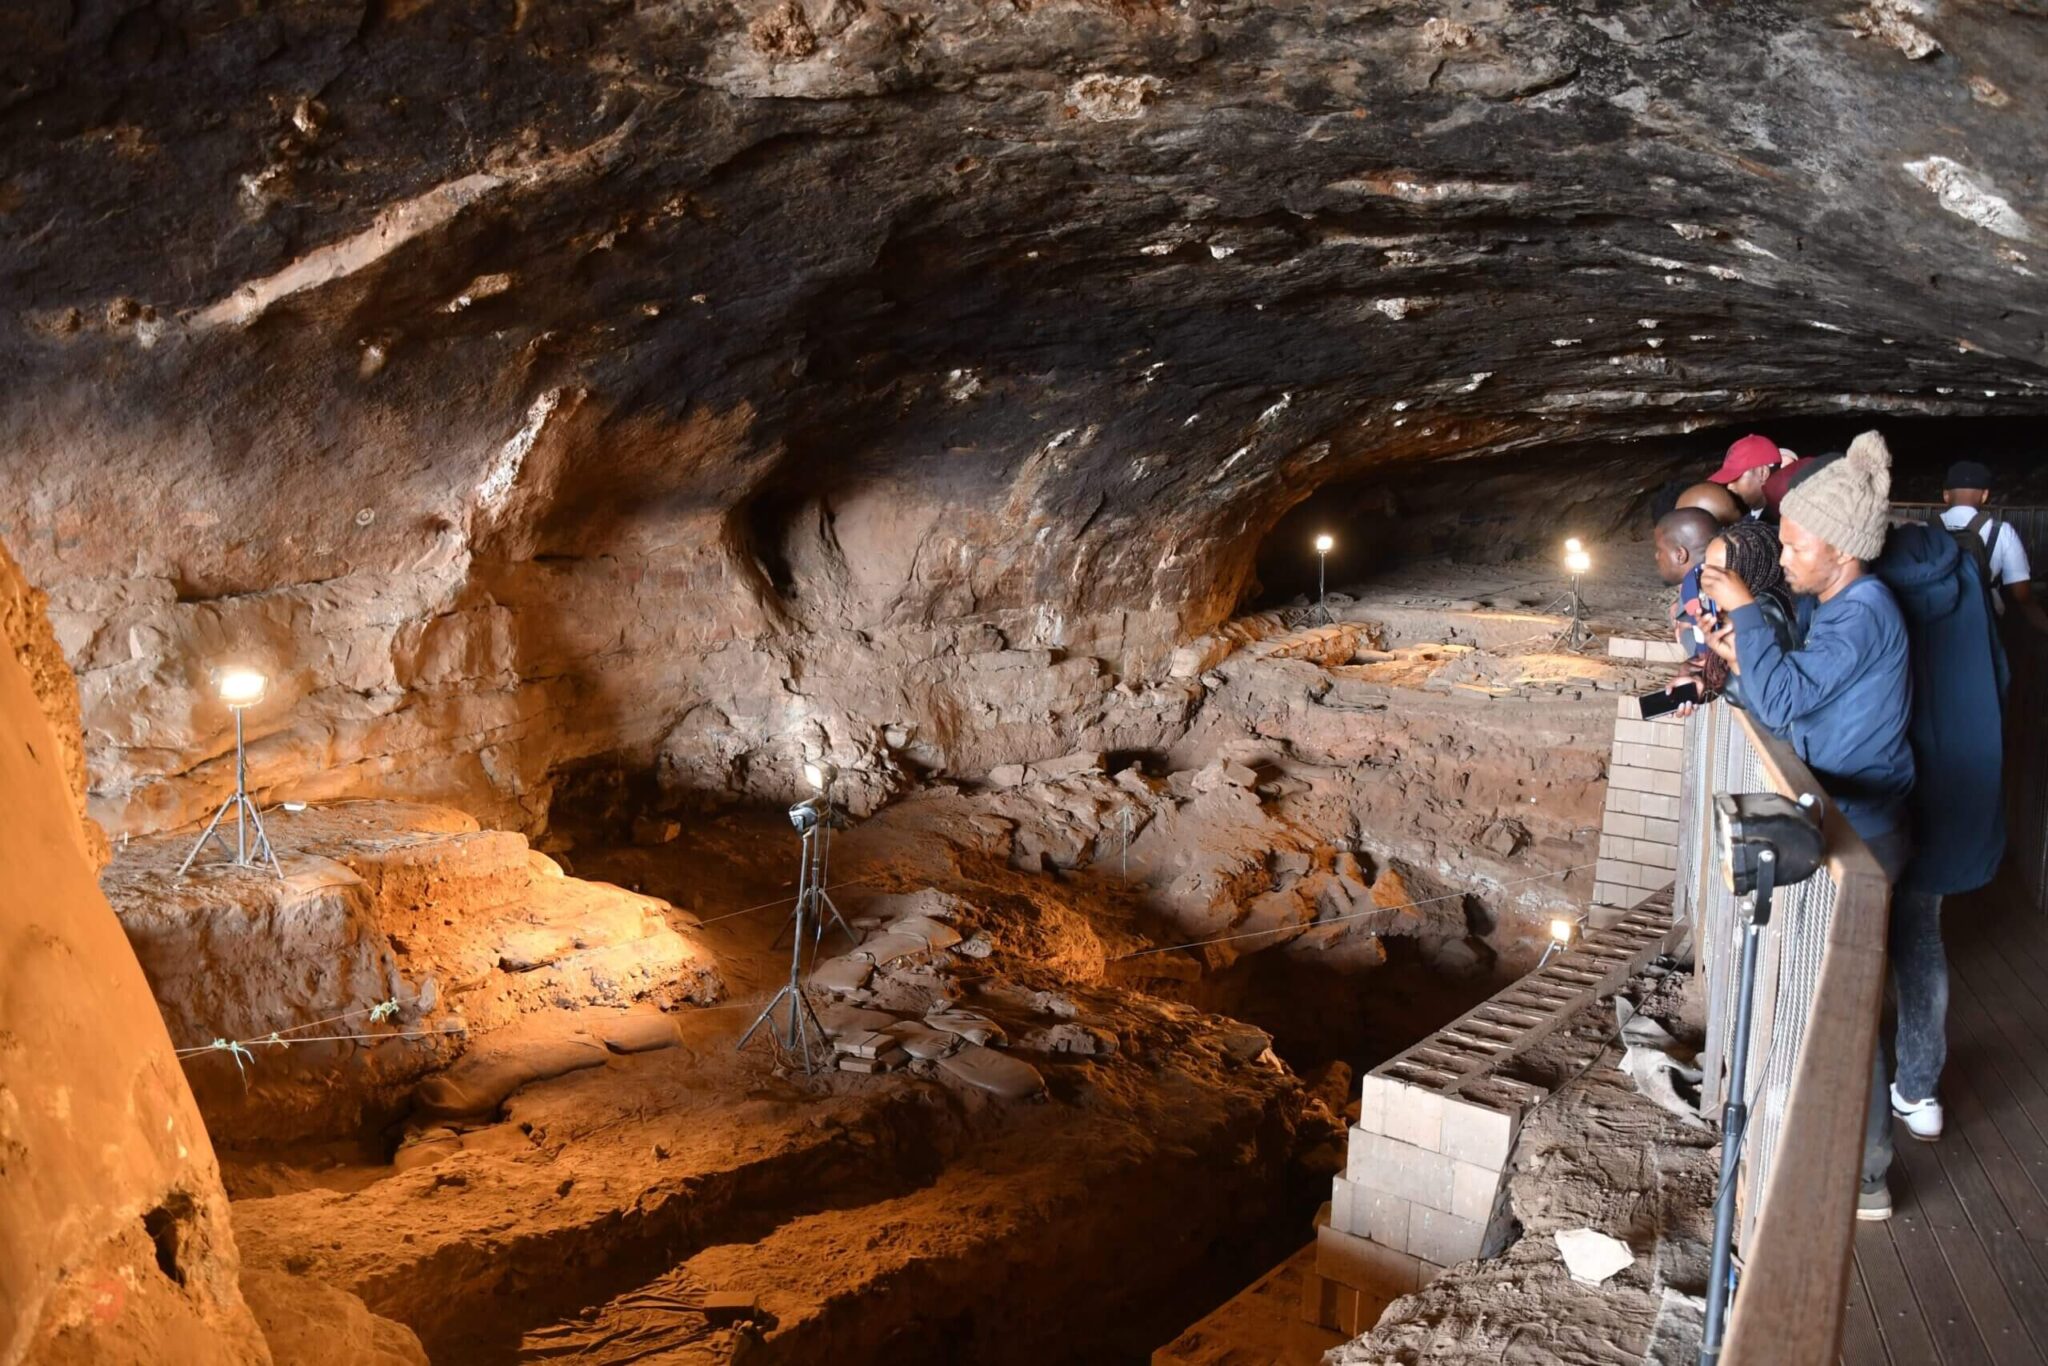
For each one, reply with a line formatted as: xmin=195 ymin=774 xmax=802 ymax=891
xmin=1946 ymin=460 xmax=1993 ymax=491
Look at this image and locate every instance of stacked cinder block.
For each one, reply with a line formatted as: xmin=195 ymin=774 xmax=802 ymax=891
xmin=1593 ymin=697 xmax=1686 ymax=916
xmin=1604 ymin=636 xmax=1692 ymax=665
xmin=1307 ymin=1077 xmax=1523 ymax=1333
xmin=1302 ymin=902 xmax=1677 ymax=1341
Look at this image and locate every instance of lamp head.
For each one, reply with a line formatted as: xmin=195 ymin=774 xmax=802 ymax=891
xmin=788 ymin=798 xmax=822 ymax=832
xmin=1313 ymin=533 xmax=1334 ymax=554
xmin=1565 ymin=548 xmax=1591 ymax=575
xmin=1565 ymin=537 xmax=1582 ymax=554
xmin=802 ymin=761 xmax=827 ymax=792
xmin=1713 ymin=791 xmax=1825 ymax=896
xmin=1548 ymin=917 xmax=1576 ymax=946
xmin=216 ymin=667 xmax=268 ymax=708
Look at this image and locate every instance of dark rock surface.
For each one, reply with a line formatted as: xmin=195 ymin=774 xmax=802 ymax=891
xmin=1 ymin=0 xmax=2043 ymax=833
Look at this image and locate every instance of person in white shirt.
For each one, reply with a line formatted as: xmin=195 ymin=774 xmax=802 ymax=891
xmin=1941 ymin=460 xmax=2048 ymax=634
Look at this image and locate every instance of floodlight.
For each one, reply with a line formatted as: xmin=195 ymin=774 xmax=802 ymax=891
xmin=747 ymin=787 xmax=861 ymax=1074
xmin=1549 ymin=917 xmax=1576 ymax=945
xmin=1311 ymin=534 xmax=1335 ymax=624
xmin=181 ymin=666 xmax=283 ymax=879
xmin=1712 ymin=792 xmax=1824 ymax=895
xmin=217 ymin=667 xmax=268 ymax=708
xmin=1552 ymin=540 xmax=1595 ymax=651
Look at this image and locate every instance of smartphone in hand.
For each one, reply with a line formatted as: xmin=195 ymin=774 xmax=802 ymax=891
xmin=1637 ymin=681 xmax=1701 ymax=719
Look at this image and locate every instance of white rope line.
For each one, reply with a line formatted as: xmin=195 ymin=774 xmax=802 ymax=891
xmin=174 ymin=1026 xmax=467 ymax=1060
xmin=1107 ymin=861 xmax=1598 ymax=962
xmin=172 ymin=997 xmax=417 ymax=1061
xmin=693 ymin=877 xmax=880 ymax=927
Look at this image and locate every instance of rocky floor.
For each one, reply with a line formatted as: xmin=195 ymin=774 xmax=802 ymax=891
xmin=220 ymin=813 xmax=1333 ymax=1365
xmin=94 ymin=586 xmax=1689 ymax=1364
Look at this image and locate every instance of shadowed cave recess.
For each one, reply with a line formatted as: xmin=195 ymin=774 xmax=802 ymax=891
xmin=2 ymin=1 xmax=2047 ymax=1364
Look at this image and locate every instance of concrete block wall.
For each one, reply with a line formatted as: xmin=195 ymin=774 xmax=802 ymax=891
xmin=1605 ymin=636 xmax=1692 ymax=665
xmin=1594 ymin=696 xmax=1686 ymax=914
xmin=1328 ymin=1077 xmax=1520 ymax=1258
xmin=1301 ymin=901 xmax=1677 ymax=1342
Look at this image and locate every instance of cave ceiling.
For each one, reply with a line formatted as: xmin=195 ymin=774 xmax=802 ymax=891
xmin=2 ymin=0 xmax=2046 ymax=833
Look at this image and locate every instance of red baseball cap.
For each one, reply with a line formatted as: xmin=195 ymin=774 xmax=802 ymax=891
xmin=1709 ymin=434 xmax=1781 ymax=484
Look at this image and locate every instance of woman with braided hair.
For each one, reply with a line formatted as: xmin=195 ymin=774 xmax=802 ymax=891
xmin=1716 ymin=520 xmax=1790 ymax=612
xmin=1682 ymin=520 xmax=1798 ymax=705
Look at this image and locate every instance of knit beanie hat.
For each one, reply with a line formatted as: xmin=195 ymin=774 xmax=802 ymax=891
xmin=1780 ymin=429 xmax=1891 ymax=561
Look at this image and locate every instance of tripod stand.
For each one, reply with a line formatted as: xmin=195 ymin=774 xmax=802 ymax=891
xmin=1699 ymin=849 xmax=1776 ymax=1363
xmin=1548 ymin=571 xmax=1595 ymax=653
xmin=179 ymin=705 xmax=283 ymax=879
xmin=772 ymin=798 xmax=862 ymax=954
xmin=739 ymin=804 xmax=838 ymax=1074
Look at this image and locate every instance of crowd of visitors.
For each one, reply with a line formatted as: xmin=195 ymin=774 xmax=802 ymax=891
xmin=1659 ymin=429 xmax=2032 ymax=1222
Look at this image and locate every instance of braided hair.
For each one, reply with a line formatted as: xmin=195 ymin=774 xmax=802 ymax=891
xmin=1696 ymin=521 xmax=1788 ymax=697
xmin=1717 ymin=520 xmax=1785 ymax=602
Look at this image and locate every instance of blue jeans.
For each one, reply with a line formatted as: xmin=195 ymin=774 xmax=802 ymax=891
xmin=1860 ymin=827 xmax=1915 ymax=1184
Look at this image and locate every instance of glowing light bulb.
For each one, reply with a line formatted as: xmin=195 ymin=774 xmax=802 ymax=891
xmin=1549 ymin=917 xmax=1575 ymax=945
xmin=1314 ymin=534 xmax=1334 ymax=554
xmin=803 ymin=762 xmax=826 ymax=792
xmin=217 ymin=668 xmax=267 ymax=707
xmin=1565 ymin=549 xmax=1591 ymax=575
xmin=1564 ymin=537 xmax=1583 ymax=554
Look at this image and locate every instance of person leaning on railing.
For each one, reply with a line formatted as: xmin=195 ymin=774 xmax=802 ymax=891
xmin=1696 ymin=431 xmax=1916 ymax=1223
xmin=1690 ymin=521 xmax=1795 ymax=710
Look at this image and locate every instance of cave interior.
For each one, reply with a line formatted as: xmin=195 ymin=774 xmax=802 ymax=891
xmin=2 ymin=2 xmax=2046 ymax=1364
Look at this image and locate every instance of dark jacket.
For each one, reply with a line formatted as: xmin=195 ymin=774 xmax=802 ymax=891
xmin=1730 ymin=574 xmax=1914 ymax=841
xmin=1872 ymin=522 xmax=2008 ymax=896
xmin=1720 ymin=592 xmax=1798 ymax=713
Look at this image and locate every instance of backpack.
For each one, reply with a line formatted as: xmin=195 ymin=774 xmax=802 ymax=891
xmin=1950 ymin=509 xmax=2004 ymax=591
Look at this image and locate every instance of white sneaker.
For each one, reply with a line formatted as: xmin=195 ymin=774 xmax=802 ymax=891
xmin=1891 ymin=1084 xmax=1944 ymax=1141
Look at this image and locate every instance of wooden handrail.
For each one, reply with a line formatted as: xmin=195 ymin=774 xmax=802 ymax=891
xmin=1720 ymin=711 xmax=1890 ymax=1365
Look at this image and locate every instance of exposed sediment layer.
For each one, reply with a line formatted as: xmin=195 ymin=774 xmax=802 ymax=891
xmin=102 ymin=801 xmax=722 ymax=1146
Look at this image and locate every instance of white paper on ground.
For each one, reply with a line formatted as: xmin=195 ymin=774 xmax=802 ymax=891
xmin=1555 ymin=1228 xmax=1635 ymax=1285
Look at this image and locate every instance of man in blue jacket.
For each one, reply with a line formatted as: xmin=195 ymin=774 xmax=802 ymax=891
xmin=1700 ymin=431 xmax=1915 ymax=1220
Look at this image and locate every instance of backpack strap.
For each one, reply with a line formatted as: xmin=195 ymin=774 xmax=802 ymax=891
xmin=1952 ymin=509 xmax=2002 ymax=588
xmin=1976 ymin=511 xmax=2007 ymax=584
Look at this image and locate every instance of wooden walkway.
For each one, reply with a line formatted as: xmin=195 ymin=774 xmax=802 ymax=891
xmin=1843 ymin=884 xmax=2048 ymax=1365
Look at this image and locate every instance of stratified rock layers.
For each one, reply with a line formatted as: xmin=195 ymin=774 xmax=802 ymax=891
xmin=2 ymin=2 xmax=2044 ymax=833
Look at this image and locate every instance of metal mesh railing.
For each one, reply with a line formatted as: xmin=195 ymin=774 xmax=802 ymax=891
xmin=1675 ymin=702 xmax=1868 ymax=1250
xmin=1676 ymin=701 xmax=1890 ymax=1362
